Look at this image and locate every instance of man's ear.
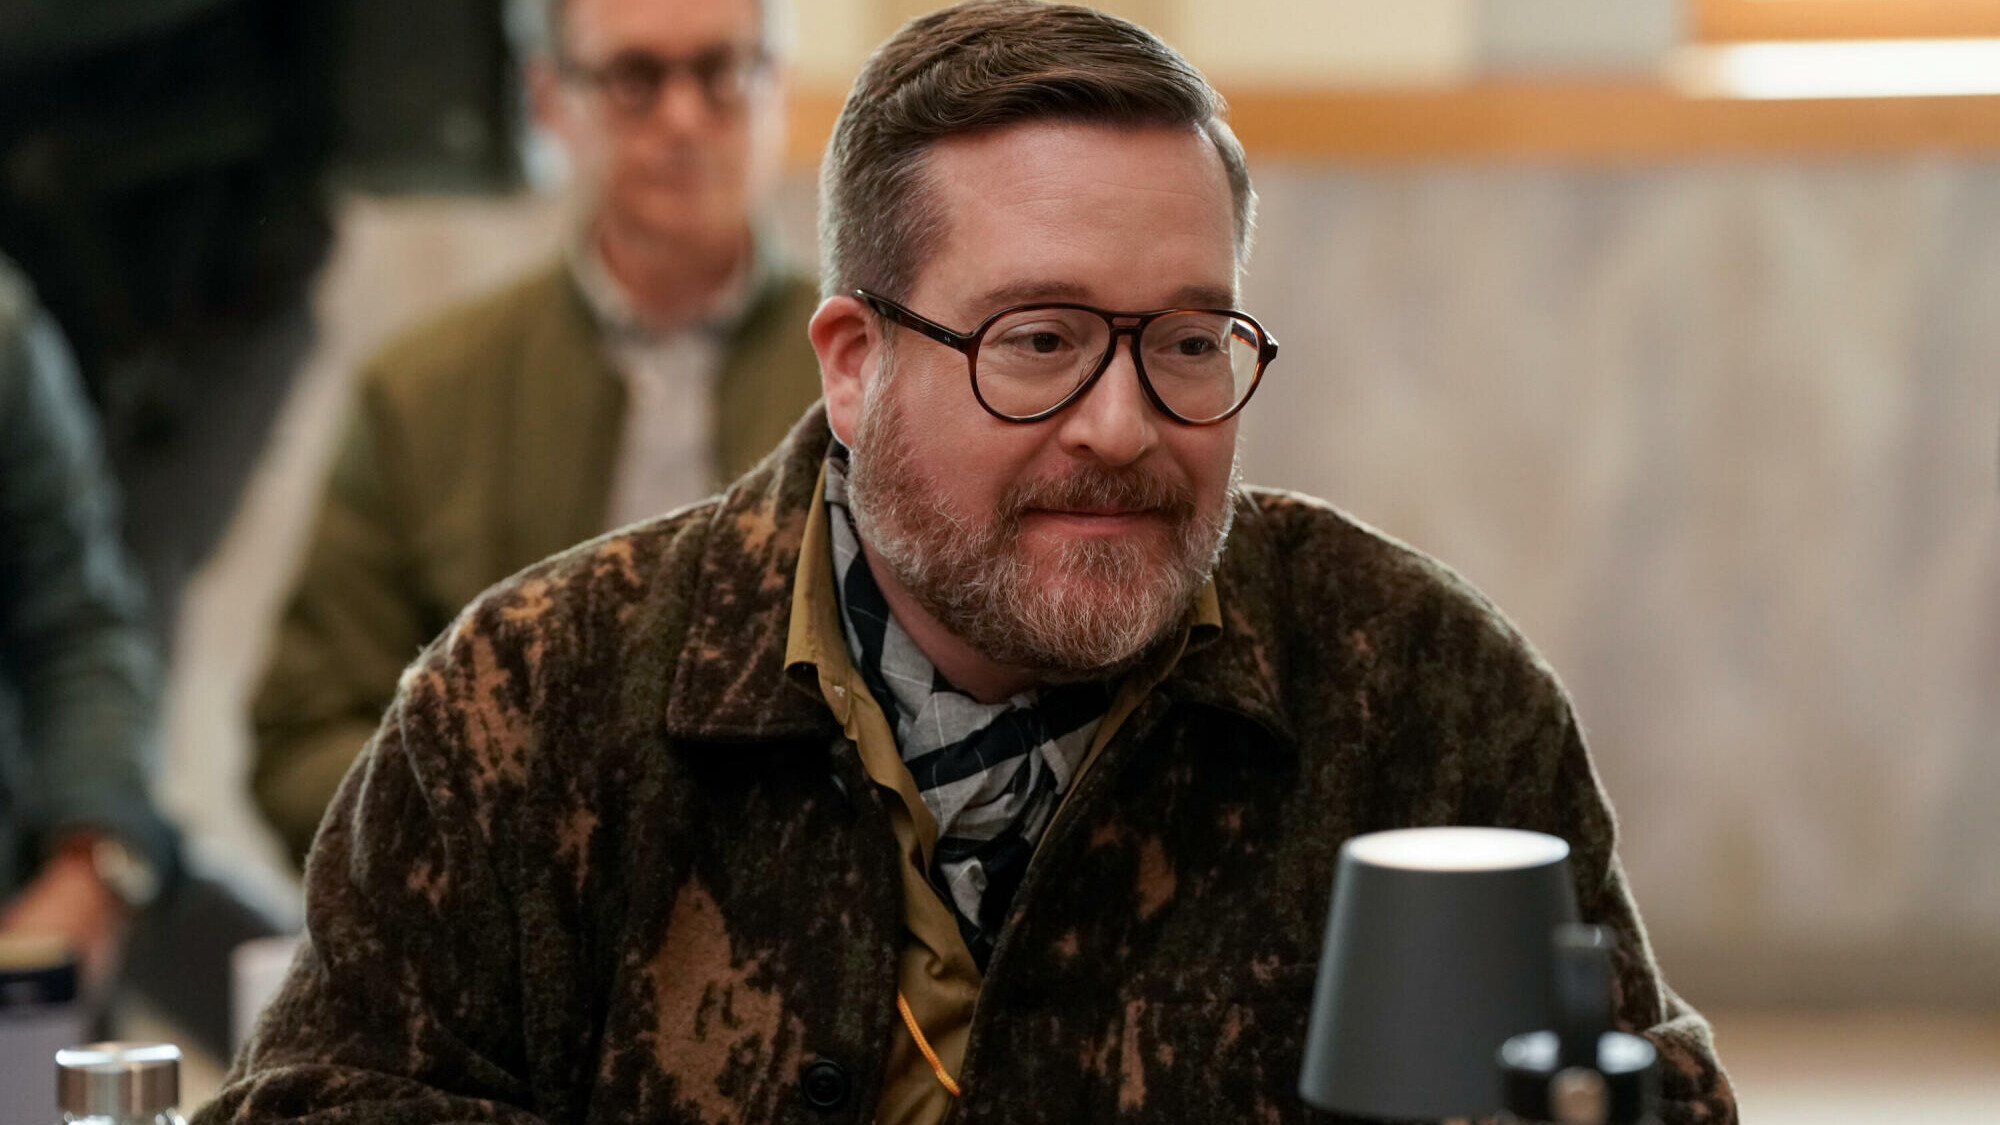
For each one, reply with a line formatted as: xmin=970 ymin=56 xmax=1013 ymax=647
xmin=811 ymin=294 xmax=879 ymax=447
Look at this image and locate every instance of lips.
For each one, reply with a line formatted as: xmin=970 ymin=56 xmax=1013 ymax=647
xmin=1021 ymin=507 xmax=1173 ymax=541
xmin=1031 ymin=506 xmax=1159 ymax=518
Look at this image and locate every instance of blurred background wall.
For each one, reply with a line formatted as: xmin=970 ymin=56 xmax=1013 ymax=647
xmin=159 ymin=0 xmax=2000 ymax=1047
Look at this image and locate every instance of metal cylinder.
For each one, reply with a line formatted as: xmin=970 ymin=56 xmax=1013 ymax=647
xmin=56 ymin=1042 xmax=180 ymax=1118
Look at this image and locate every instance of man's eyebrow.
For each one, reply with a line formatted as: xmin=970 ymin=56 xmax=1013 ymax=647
xmin=969 ymin=281 xmax=1241 ymax=312
xmin=970 ymin=281 xmax=1093 ymax=309
xmin=1170 ymin=284 xmax=1240 ymax=309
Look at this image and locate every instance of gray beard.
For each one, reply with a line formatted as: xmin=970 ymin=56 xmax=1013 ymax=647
xmin=843 ymin=385 xmax=1238 ymax=682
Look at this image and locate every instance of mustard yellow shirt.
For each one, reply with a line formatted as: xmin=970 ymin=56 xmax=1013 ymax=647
xmin=783 ymin=464 xmax=1220 ymax=1125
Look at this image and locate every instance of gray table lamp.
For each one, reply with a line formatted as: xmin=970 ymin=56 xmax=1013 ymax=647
xmin=1499 ymin=925 xmax=1661 ymax=1125
xmin=1299 ymin=827 xmax=1579 ymax=1120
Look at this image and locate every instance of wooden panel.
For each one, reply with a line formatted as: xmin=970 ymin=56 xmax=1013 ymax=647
xmin=787 ymin=87 xmax=848 ymax=168
xmin=1221 ymin=83 xmax=2000 ymax=162
xmin=1696 ymin=0 xmax=2000 ymax=42
xmin=879 ymin=0 xmax=945 ymax=30
xmin=785 ymin=83 xmax=2000 ymax=168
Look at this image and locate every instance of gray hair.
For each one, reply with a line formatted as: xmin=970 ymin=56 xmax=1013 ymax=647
xmin=506 ymin=0 xmax=793 ymax=61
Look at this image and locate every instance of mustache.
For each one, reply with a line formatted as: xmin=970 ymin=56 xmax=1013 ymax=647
xmin=1000 ymin=466 xmax=1197 ymax=523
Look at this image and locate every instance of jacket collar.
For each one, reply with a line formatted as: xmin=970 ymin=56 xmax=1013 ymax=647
xmin=662 ymin=408 xmax=1293 ymax=751
xmin=664 ymin=407 xmax=843 ymax=743
xmin=568 ymin=229 xmax=769 ymax=343
xmin=1154 ymin=495 xmax=1296 ymax=752
xmin=507 ymin=255 xmax=818 ymax=568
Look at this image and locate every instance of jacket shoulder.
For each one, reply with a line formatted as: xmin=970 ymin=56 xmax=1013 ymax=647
xmin=1224 ymin=490 xmax=1588 ymax=835
xmin=1236 ymin=487 xmax=1496 ymax=626
xmin=448 ymin=499 xmax=719 ymax=680
xmin=1231 ymin=486 xmax=1565 ymax=697
xmin=759 ymin=272 xmax=821 ymax=324
xmin=359 ymin=263 xmax=580 ymax=404
xmin=390 ymin=501 xmax=720 ymax=790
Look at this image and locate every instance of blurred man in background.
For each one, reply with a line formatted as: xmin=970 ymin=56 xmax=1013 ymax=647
xmin=250 ymin=0 xmax=823 ymax=865
xmin=0 ymin=256 xmax=177 ymax=993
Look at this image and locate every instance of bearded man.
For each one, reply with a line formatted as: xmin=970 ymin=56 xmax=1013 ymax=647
xmin=202 ymin=4 xmax=1737 ymax=1123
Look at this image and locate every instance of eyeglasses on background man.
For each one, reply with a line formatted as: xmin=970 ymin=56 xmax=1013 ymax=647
xmin=557 ymin=42 xmax=772 ymax=118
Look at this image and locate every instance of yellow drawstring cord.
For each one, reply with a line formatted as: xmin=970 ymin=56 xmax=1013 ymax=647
xmin=896 ymin=990 xmax=963 ymax=1098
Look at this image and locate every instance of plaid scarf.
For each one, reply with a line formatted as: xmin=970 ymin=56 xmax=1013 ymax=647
xmin=824 ymin=450 xmax=1109 ymax=968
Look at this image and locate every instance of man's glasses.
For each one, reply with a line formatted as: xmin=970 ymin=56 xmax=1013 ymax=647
xmin=857 ymin=290 xmax=1278 ymax=426
xmin=558 ymin=45 xmax=770 ymax=118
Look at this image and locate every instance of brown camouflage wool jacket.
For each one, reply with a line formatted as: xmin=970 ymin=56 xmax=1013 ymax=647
xmin=201 ymin=407 xmax=1736 ymax=1125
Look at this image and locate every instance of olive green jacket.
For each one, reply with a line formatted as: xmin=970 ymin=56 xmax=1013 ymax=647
xmin=250 ymin=261 xmax=822 ymax=862
xmin=208 ymin=407 xmax=1735 ymax=1125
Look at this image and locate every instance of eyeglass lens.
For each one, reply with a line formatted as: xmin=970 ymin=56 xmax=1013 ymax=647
xmin=585 ymin=47 xmax=760 ymax=115
xmin=976 ymin=308 xmax=1263 ymax=422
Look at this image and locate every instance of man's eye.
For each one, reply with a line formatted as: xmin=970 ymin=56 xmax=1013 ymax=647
xmin=997 ymin=326 xmax=1075 ymax=352
xmin=1154 ymin=331 xmax=1220 ymax=359
xmin=607 ymin=55 xmax=665 ymax=86
xmin=693 ymin=50 xmax=745 ymax=87
xmin=597 ymin=56 xmax=667 ymax=103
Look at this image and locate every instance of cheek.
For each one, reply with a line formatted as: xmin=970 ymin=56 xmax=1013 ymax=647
xmin=612 ymin=135 xmax=660 ymax=178
xmin=893 ymin=365 xmax=1040 ymax=511
xmin=1175 ymin=427 xmax=1240 ymax=506
xmin=709 ymin=128 xmax=755 ymax=178
xmin=555 ymin=113 xmax=613 ymax=178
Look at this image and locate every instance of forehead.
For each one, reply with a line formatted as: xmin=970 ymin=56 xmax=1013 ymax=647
xmin=914 ymin=121 xmax=1239 ymax=315
xmin=564 ymin=0 xmax=761 ymax=53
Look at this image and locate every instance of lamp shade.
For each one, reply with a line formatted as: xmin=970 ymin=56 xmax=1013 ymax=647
xmin=1299 ymin=827 xmax=1579 ymax=1120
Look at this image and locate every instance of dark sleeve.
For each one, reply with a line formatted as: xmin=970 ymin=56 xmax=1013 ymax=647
xmin=1390 ymin=576 xmax=1738 ymax=1125
xmin=250 ymin=374 xmax=443 ymax=866
xmin=202 ymin=612 xmax=547 ymax=1123
xmin=0 ymin=273 xmax=175 ymax=880
xmin=1513 ymin=711 xmax=1735 ymax=1124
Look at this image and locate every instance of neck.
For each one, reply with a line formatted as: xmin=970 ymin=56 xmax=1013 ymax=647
xmin=593 ymin=215 xmax=751 ymax=328
xmin=855 ymin=539 xmax=1039 ymax=704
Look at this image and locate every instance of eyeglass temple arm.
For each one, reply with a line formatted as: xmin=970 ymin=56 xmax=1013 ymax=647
xmin=1227 ymin=319 xmax=1280 ymax=364
xmin=855 ymin=290 xmax=976 ymax=353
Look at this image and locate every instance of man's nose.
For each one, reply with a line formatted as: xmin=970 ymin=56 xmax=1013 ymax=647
xmin=650 ymin=71 xmax=713 ymax=133
xmin=1055 ymin=336 xmax=1159 ymax=467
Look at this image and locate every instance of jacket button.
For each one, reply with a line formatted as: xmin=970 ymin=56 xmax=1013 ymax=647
xmin=800 ymin=1059 xmax=851 ymax=1111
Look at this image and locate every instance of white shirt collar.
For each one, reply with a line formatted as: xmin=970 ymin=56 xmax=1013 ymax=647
xmin=567 ymin=223 xmax=761 ymax=343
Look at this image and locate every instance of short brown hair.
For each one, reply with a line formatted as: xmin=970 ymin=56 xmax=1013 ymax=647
xmin=817 ymin=0 xmax=1255 ymax=301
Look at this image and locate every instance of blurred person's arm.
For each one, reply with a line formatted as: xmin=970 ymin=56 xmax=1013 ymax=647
xmin=250 ymin=377 xmax=441 ymax=867
xmin=0 ymin=266 xmax=175 ymax=983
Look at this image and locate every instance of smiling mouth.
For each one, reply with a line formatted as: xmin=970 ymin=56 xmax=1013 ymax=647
xmin=1010 ymin=469 xmax=1195 ymax=530
xmin=1026 ymin=507 xmax=1167 ymax=524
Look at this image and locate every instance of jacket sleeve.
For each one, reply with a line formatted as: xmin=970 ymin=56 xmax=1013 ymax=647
xmin=0 ymin=278 xmax=176 ymax=881
xmin=1537 ymin=739 xmax=1735 ymax=1125
xmin=250 ymin=375 xmax=443 ymax=865
xmin=202 ymin=615 xmax=547 ymax=1123
xmin=1394 ymin=578 xmax=1738 ymax=1125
